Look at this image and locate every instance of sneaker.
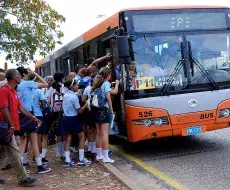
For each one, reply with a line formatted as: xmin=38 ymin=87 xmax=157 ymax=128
xmin=77 ymin=158 xmax=92 ymax=166
xmin=43 ymin=163 xmax=47 ymax=167
xmin=23 ymin=163 xmax=31 ymax=168
xmin=102 ymin=157 xmax=115 ymax=164
xmin=96 ymin=155 xmax=103 ymax=161
xmin=19 ymin=177 xmax=36 ymax=186
xmin=0 ymin=178 xmax=5 ymax=184
xmin=42 ymin=158 xmax=50 ymax=164
xmin=108 ymin=150 xmax=113 ymax=157
xmin=37 ymin=165 xmax=51 ymax=174
xmin=63 ymin=162 xmax=75 ymax=167
xmin=1 ymin=163 xmax=12 ymax=171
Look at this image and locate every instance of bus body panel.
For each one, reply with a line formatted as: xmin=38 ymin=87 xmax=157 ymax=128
xmin=125 ymin=95 xmax=230 ymax=142
xmin=125 ymin=89 xmax=230 ymax=115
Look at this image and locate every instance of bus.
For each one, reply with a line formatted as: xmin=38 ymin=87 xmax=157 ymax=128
xmin=36 ymin=5 xmax=230 ymax=142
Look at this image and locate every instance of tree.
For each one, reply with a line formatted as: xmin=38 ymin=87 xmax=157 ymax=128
xmin=0 ymin=0 xmax=65 ymax=63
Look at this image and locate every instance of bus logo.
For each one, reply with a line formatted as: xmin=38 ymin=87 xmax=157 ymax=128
xmin=188 ymin=99 xmax=198 ymax=108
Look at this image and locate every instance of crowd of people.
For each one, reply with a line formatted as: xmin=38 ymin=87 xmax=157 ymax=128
xmin=0 ymin=53 xmax=120 ymax=186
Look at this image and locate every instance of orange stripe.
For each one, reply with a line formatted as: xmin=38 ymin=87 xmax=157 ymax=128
xmin=121 ymin=5 xmax=229 ymax=11
xmin=35 ymin=59 xmax=44 ymax=68
xmin=83 ymin=13 xmax=119 ymax=43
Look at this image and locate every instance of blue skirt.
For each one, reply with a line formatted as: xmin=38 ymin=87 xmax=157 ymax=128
xmin=61 ymin=116 xmax=83 ymax=135
xmin=37 ymin=116 xmax=46 ymax=135
xmin=19 ymin=113 xmax=38 ymax=136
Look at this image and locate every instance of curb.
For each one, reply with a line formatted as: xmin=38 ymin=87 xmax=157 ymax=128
xmin=100 ymin=162 xmax=143 ymax=190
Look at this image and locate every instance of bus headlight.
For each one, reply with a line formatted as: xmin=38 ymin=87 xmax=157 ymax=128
xmin=152 ymin=118 xmax=163 ymax=127
xmin=219 ymin=109 xmax=230 ymax=118
xmin=133 ymin=117 xmax=168 ymax=127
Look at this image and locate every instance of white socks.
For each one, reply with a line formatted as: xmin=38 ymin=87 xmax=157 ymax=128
xmin=64 ymin=151 xmax=71 ymax=163
xmin=96 ymin=148 xmax=102 ymax=158
xmin=103 ymin=150 xmax=109 ymax=159
xmin=91 ymin=142 xmax=96 ymax=153
xmin=56 ymin=142 xmax=63 ymax=157
xmin=79 ymin=149 xmax=84 ymax=161
xmin=88 ymin=142 xmax=92 ymax=152
xmin=62 ymin=141 xmax=65 ymax=157
xmin=35 ymin=157 xmax=42 ymax=166
xmin=20 ymin=157 xmax=24 ymax=164
xmin=23 ymin=153 xmax=27 ymax=164
xmin=40 ymin=149 xmax=47 ymax=159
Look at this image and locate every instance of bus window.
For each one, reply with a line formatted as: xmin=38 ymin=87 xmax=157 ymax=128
xmin=187 ymin=33 xmax=230 ymax=84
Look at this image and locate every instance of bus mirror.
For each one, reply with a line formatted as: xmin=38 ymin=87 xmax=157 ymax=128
xmin=117 ymin=36 xmax=130 ymax=58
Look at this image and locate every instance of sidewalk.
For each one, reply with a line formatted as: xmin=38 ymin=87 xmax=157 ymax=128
xmin=0 ymin=145 xmax=129 ymax=190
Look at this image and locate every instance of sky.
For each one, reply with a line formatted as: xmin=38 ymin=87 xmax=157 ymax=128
xmin=1 ymin=0 xmax=230 ymax=70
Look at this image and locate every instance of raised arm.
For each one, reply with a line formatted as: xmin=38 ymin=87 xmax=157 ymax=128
xmin=28 ymin=68 xmax=48 ymax=89
xmin=89 ymin=53 xmax=112 ymax=68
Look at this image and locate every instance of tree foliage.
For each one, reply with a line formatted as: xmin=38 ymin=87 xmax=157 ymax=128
xmin=0 ymin=0 xmax=65 ymax=63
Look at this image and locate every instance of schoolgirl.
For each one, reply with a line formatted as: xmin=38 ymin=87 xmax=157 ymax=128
xmin=48 ymin=72 xmax=65 ymax=159
xmin=92 ymin=67 xmax=114 ymax=163
xmin=81 ymin=73 xmax=97 ymax=159
xmin=61 ymin=79 xmax=92 ymax=167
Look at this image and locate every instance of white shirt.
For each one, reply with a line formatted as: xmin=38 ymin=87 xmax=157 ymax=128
xmin=83 ymin=86 xmax=91 ymax=99
xmin=62 ymin=90 xmax=80 ymax=116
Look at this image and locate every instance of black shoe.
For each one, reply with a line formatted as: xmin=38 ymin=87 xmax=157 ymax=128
xmin=37 ymin=165 xmax=51 ymax=174
xmin=19 ymin=177 xmax=36 ymax=186
xmin=42 ymin=158 xmax=49 ymax=164
xmin=0 ymin=178 xmax=5 ymax=184
xmin=1 ymin=163 xmax=12 ymax=171
xmin=23 ymin=163 xmax=31 ymax=168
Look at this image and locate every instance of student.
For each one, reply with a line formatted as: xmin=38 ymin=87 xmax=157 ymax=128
xmin=81 ymin=73 xmax=97 ymax=160
xmin=16 ymin=67 xmax=51 ymax=174
xmin=61 ymin=79 xmax=92 ymax=167
xmin=29 ymin=74 xmax=50 ymax=164
xmin=92 ymin=68 xmax=114 ymax=163
xmin=48 ymin=72 xmax=65 ymax=159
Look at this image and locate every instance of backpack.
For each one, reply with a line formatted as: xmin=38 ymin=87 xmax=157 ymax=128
xmin=88 ymin=88 xmax=105 ymax=110
xmin=52 ymin=91 xmax=63 ymax=112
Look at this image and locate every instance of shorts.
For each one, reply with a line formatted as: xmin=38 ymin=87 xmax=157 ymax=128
xmin=91 ymin=107 xmax=110 ymax=124
xmin=51 ymin=112 xmax=63 ymax=136
xmin=61 ymin=116 xmax=83 ymax=135
xmin=37 ymin=116 xmax=46 ymax=135
xmin=19 ymin=113 xmax=38 ymax=136
xmin=78 ymin=110 xmax=94 ymax=125
xmin=43 ymin=111 xmax=53 ymax=134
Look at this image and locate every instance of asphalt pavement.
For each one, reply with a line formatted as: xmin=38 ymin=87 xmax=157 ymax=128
xmin=110 ymin=128 xmax=230 ymax=190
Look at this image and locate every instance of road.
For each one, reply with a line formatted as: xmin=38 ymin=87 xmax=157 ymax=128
xmin=110 ymin=128 xmax=230 ymax=190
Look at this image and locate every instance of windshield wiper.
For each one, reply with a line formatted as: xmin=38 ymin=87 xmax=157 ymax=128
xmin=161 ymin=42 xmax=186 ymax=95
xmin=188 ymin=41 xmax=219 ymax=90
xmin=143 ymin=35 xmax=161 ymax=66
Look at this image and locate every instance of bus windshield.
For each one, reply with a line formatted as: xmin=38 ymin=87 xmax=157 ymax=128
xmin=129 ymin=34 xmax=186 ymax=91
xmin=186 ymin=32 xmax=230 ymax=86
xmin=125 ymin=31 xmax=230 ymax=97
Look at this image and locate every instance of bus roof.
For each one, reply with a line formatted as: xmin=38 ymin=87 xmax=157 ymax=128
xmin=35 ymin=5 xmax=229 ymax=68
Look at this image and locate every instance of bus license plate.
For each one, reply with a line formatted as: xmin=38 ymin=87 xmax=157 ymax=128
xmin=187 ymin=126 xmax=202 ymax=135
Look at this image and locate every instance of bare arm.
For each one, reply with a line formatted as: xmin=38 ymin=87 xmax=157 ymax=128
xmin=0 ymin=108 xmax=14 ymax=128
xmin=18 ymin=106 xmax=41 ymax=124
xmin=28 ymin=68 xmax=48 ymax=89
xmin=77 ymin=103 xmax=88 ymax=114
xmin=18 ymin=106 xmax=34 ymax=119
xmin=106 ymin=92 xmax=113 ymax=113
xmin=40 ymin=100 xmax=46 ymax=109
xmin=110 ymin=80 xmax=119 ymax=95
xmin=81 ymin=94 xmax=87 ymax=104
xmin=89 ymin=53 xmax=112 ymax=68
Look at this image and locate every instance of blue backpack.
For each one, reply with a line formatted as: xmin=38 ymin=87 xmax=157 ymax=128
xmin=88 ymin=88 xmax=106 ymax=109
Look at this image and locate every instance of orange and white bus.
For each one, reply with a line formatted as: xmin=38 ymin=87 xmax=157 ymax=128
xmin=36 ymin=5 xmax=230 ymax=142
